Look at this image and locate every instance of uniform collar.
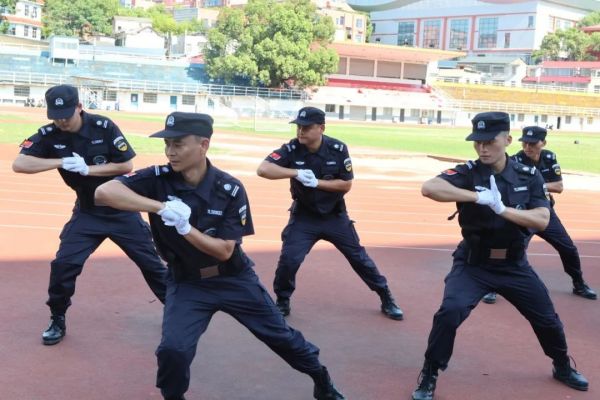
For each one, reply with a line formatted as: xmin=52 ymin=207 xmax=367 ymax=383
xmin=169 ymin=159 xmax=216 ymax=203
xmin=78 ymin=111 xmax=93 ymax=138
xmin=297 ymin=135 xmax=331 ymax=158
xmin=498 ymin=154 xmax=521 ymax=184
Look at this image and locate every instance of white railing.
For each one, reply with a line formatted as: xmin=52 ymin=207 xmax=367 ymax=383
xmin=442 ymin=98 xmax=600 ymax=117
xmin=0 ymin=70 xmax=308 ymax=100
xmin=434 ymin=77 xmax=597 ymax=94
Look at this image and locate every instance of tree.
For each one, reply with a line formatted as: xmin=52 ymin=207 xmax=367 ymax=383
xmin=0 ymin=0 xmax=16 ymax=13
xmin=43 ymin=0 xmax=120 ymax=37
xmin=532 ymin=28 xmax=595 ymax=62
xmin=577 ymin=10 xmax=600 ymax=28
xmin=204 ymin=0 xmax=338 ymax=88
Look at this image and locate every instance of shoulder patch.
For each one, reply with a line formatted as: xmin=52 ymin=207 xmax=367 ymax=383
xmin=328 ymin=141 xmax=345 ymax=152
xmin=113 ymin=135 xmax=128 ymax=152
xmin=217 ymin=180 xmax=240 ymax=198
xmin=19 ymin=139 xmax=34 ymax=149
xmin=91 ymin=116 xmax=112 ymax=129
xmin=442 ymin=169 xmax=458 ymax=176
xmin=269 ymin=152 xmax=282 ymax=161
xmin=465 ymin=160 xmax=477 ymax=170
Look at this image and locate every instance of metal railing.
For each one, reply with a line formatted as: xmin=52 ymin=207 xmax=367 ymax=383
xmin=0 ymin=70 xmax=308 ymax=100
xmin=442 ymin=98 xmax=600 ymax=117
xmin=434 ymin=77 xmax=598 ymax=94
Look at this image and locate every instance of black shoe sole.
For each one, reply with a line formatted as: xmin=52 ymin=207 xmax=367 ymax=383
xmin=42 ymin=337 xmax=64 ymax=345
xmin=572 ymin=291 xmax=597 ymax=300
xmin=553 ymin=375 xmax=589 ymax=391
xmin=382 ymin=310 xmax=404 ymax=320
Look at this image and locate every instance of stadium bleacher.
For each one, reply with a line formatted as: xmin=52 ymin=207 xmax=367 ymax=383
xmin=436 ymin=82 xmax=600 ymax=109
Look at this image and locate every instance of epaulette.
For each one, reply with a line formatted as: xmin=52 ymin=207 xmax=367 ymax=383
xmin=153 ymin=165 xmax=173 ymax=176
xmin=543 ymin=150 xmax=556 ymax=161
xmin=464 ymin=160 xmax=478 ymax=170
xmin=90 ymin=115 xmax=112 ymax=130
xmin=328 ymin=140 xmax=345 ymax=152
xmin=284 ymin=143 xmax=296 ymax=153
xmin=38 ymin=123 xmax=56 ymax=136
xmin=216 ymin=178 xmax=240 ymax=198
xmin=513 ymin=162 xmax=536 ymax=175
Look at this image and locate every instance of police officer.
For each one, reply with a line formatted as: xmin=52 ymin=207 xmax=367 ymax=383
xmin=256 ymin=107 xmax=403 ymax=320
xmin=412 ymin=112 xmax=588 ymax=400
xmin=95 ymin=112 xmax=345 ymax=400
xmin=482 ymin=126 xmax=596 ymax=304
xmin=12 ymin=84 xmax=167 ymax=346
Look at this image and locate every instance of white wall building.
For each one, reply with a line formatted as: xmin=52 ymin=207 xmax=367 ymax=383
xmin=350 ymin=0 xmax=600 ymax=62
xmin=1 ymin=0 xmax=43 ymax=41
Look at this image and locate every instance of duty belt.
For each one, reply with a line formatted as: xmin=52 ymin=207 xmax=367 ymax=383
xmin=464 ymin=240 xmax=525 ymax=265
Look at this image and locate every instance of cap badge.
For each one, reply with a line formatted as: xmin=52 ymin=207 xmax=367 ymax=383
xmin=55 ymin=98 xmax=64 ymax=106
xmin=166 ymin=116 xmax=175 ymax=126
xmin=477 ymin=121 xmax=485 ymax=130
xmin=527 ymin=130 xmax=533 ymax=136
xmin=300 ymin=111 xmax=306 ymax=117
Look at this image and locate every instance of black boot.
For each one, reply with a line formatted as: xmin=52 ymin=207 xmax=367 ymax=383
xmin=42 ymin=315 xmax=66 ymax=345
xmin=553 ymin=359 xmax=588 ymax=391
xmin=573 ymin=281 xmax=597 ymax=300
xmin=482 ymin=292 xmax=497 ymax=304
xmin=378 ymin=286 xmax=404 ymax=320
xmin=312 ymin=366 xmax=345 ymax=400
xmin=276 ymin=297 xmax=290 ymax=316
xmin=412 ymin=360 xmax=439 ymax=400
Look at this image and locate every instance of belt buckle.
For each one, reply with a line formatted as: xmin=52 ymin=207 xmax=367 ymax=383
xmin=199 ymin=265 xmax=220 ymax=279
xmin=489 ymin=248 xmax=507 ymax=260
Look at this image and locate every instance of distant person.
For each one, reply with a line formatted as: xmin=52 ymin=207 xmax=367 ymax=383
xmin=256 ymin=107 xmax=403 ymax=320
xmin=412 ymin=112 xmax=588 ymax=400
xmin=482 ymin=126 xmax=596 ymax=304
xmin=12 ymin=84 xmax=168 ymax=346
xmin=95 ymin=112 xmax=345 ymax=400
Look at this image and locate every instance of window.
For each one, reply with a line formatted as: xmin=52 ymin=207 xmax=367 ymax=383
xmin=103 ymin=90 xmax=117 ymax=101
xmin=325 ymin=104 xmax=335 ymax=112
xmin=397 ymin=21 xmax=415 ymax=46
xmin=354 ymin=34 xmax=363 ymax=43
xmin=32 ymin=7 xmax=38 ymax=18
xmin=492 ymin=66 xmax=504 ymax=76
xmin=182 ymin=95 xmax=195 ymax=105
xmin=32 ymin=27 xmax=37 ymax=39
xmin=410 ymin=109 xmax=420 ymax=118
xmin=423 ymin=20 xmax=441 ymax=49
xmin=541 ymin=115 xmax=548 ymax=123
xmin=565 ymin=116 xmax=572 ymax=124
xmin=14 ymin=86 xmax=30 ymax=97
xmin=9 ymin=26 xmax=15 ymax=35
xmin=449 ymin=19 xmax=468 ymax=50
xmin=356 ymin=19 xmax=363 ymax=29
xmin=594 ymin=85 xmax=600 ymax=93
xmin=504 ymin=33 xmax=510 ymax=48
xmin=478 ymin=17 xmax=498 ymax=48
xmin=587 ymin=117 xmax=593 ymax=125
xmin=510 ymin=114 xmax=515 ymax=122
xmin=143 ymin=93 xmax=157 ymax=103
xmin=24 ymin=4 xmax=29 ymax=16
xmin=24 ymin=26 xmax=29 ymax=37
xmin=517 ymin=113 xmax=524 ymax=122
xmin=336 ymin=16 xmax=345 ymax=26
xmin=528 ymin=16 xmax=535 ymax=28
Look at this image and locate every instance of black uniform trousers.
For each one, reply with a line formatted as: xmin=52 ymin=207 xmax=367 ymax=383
xmin=48 ymin=209 xmax=168 ymax=315
xmin=273 ymin=210 xmax=388 ymax=299
xmin=528 ymin=207 xmax=583 ymax=284
xmin=424 ymin=254 xmax=569 ymax=370
xmin=156 ymin=267 xmax=323 ymax=399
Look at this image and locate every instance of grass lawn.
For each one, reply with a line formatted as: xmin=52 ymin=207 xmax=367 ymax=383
xmin=1 ymin=109 xmax=598 ymax=174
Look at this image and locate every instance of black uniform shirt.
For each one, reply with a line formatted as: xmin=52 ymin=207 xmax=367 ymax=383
xmin=265 ymin=135 xmax=353 ymax=215
xmin=439 ymin=155 xmax=550 ymax=249
xmin=19 ymin=111 xmax=135 ymax=213
xmin=116 ymin=160 xmax=254 ymax=272
xmin=512 ymin=149 xmax=562 ymax=183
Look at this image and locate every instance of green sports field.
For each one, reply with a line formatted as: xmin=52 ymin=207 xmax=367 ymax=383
xmin=2 ymin=109 xmax=598 ymax=174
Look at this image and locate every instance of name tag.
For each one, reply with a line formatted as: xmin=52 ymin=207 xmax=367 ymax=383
xmin=513 ymin=186 xmax=528 ymax=192
xmin=207 ymin=209 xmax=223 ymax=216
xmin=326 ymin=161 xmax=336 ymax=165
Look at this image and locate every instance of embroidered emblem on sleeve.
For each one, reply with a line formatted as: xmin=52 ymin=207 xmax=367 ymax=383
xmin=19 ymin=139 xmax=33 ymax=149
xmin=113 ymin=136 xmax=128 ymax=152
xmin=269 ymin=152 xmax=282 ymax=161
xmin=343 ymin=157 xmax=352 ymax=172
xmin=442 ymin=169 xmax=457 ymax=176
xmin=239 ymin=205 xmax=247 ymax=226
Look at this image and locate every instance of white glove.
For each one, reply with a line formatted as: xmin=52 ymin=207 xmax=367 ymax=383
xmin=158 ymin=199 xmax=192 ymax=235
xmin=62 ymin=152 xmax=89 ymax=176
xmin=475 ymin=175 xmax=506 ymax=215
xmin=295 ymin=169 xmax=318 ymax=188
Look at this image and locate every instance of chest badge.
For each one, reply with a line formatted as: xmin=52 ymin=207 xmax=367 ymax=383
xmin=53 ymin=144 xmax=67 ymax=149
xmin=93 ymin=155 xmax=108 ymax=165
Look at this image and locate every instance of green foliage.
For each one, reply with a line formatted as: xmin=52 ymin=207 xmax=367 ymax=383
xmin=365 ymin=15 xmax=373 ymax=42
xmin=533 ymin=28 xmax=596 ymax=62
xmin=44 ymin=0 xmax=120 ymax=37
xmin=116 ymin=4 xmax=204 ymax=36
xmin=0 ymin=0 xmax=16 ymax=12
xmin=578 ymin=10 xmax=600 ymax=28
xmin=205 ymin=0 xmax=338 ymax=88
xmin=0 ymin=20 xmax=9 ymax=34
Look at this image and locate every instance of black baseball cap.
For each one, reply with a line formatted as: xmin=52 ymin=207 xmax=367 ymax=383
xmin=45 ymin=84 xmax=79 ymax=120
xmin=465 ymin=112 xmax=511 ymax=141
xmin=290 ymin=107 xmax=325 ymax=126
xmin=519 ymin=126 xmax=547 ymax=143
xmin=150 ymin=112 xmax=213 ymax=139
